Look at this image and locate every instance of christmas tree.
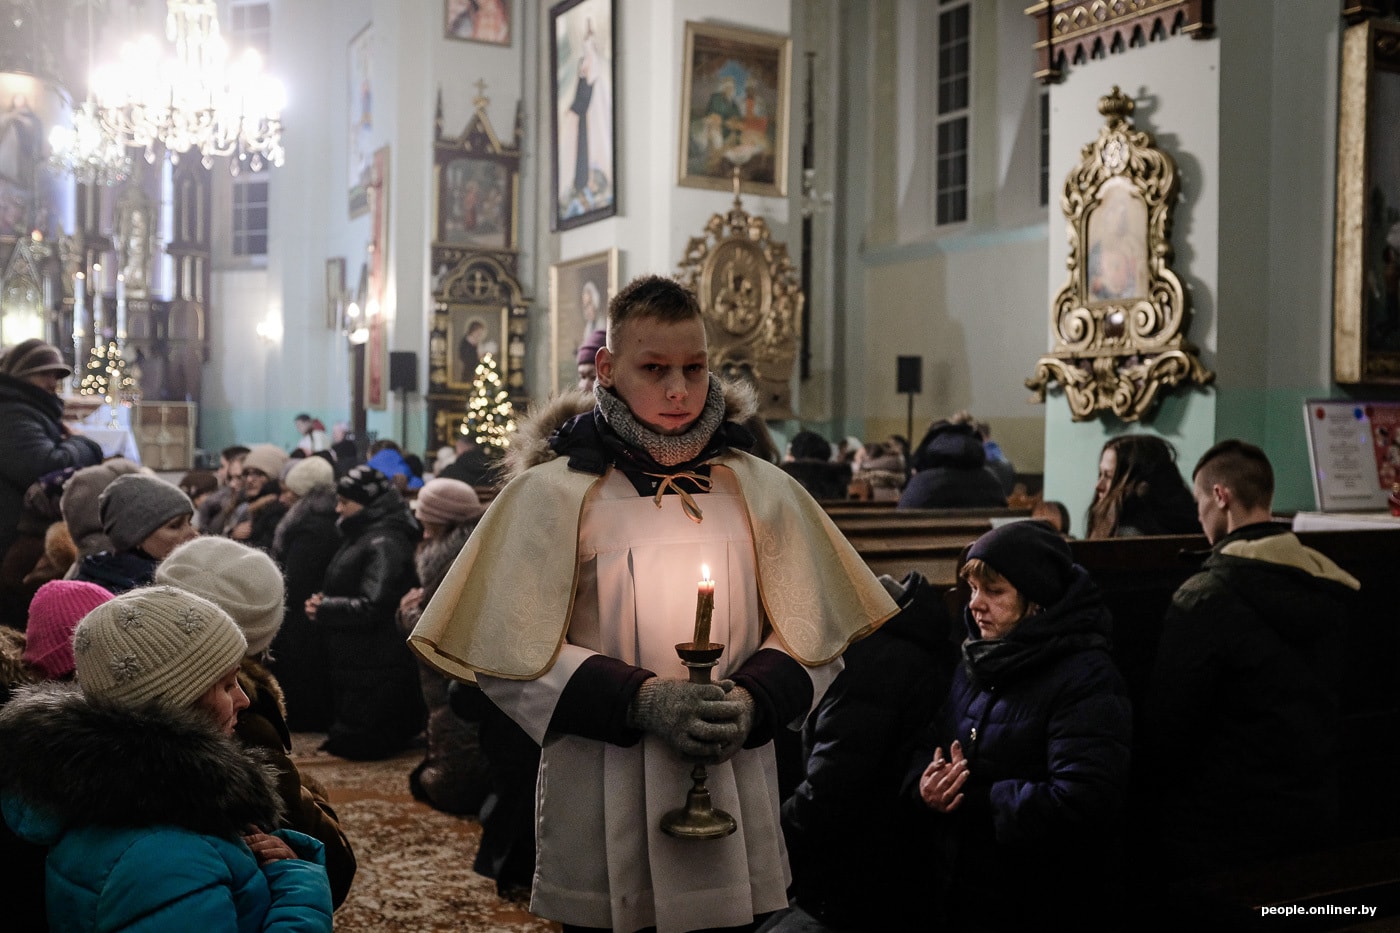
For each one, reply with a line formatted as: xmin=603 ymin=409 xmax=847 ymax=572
xmin=460 ymin=352 xmax=517 ymax=451
xmin=78 ymin=340 xmax=140 ymax=408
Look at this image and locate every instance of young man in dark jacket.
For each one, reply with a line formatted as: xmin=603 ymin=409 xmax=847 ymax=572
xmin=1145 ymin=440 xmax=1360 ymax=879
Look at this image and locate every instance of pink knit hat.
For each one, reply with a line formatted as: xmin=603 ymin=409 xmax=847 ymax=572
xmin=415 ymin=478 xmax=485 ymax=526
xmin=24 ymin=580 xmax=114 ymax=680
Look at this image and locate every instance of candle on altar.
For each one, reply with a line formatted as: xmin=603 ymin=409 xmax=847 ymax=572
xmin=115 ymin=274 xmax=127 ymax=339
xmin=693 ymin=564 xmax=715 ymax=646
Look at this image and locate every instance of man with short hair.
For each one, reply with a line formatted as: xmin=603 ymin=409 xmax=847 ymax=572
xmin=1145 ymin=439 xmax=1360 ymax=879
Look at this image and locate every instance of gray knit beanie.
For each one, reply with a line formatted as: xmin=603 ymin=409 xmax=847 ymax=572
xmin=155 ymin=537 xmax=286 ymax=656
xmin=98 ymin=474 xmax=194 ymax=552
xmin=73 ymin=585 xmax=247 ymax=709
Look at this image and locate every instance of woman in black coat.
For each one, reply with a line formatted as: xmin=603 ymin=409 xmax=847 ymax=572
xmin=270 ymin=458 xmax=341 ymax=732
xmin=305 ymin=466 xmax=425 ymax=761
xmin=0 ymin=340 xmax=103 ymax=563
xmin=898 ymin=420 xmax=1006 ymax=510
xmin=912 ymin=522 xmax=1132 ymax=932
xmin=778 ymin=571 xmax=959 ymax=931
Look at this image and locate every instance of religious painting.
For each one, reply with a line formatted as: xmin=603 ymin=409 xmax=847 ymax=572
xmin=445 ymin=0 xmax=511 ymax=45
xmin=677 ymin=21 xmax=791 ymax=198
xmin=550 ymin=248 xmax=618 ymax=394
xmin=446 ymin=304 xmax=507 ymax=390
xmin=549 ymin=0 xmax=616 ymax=231
xmin=0 ymin=74 xmax=49 ymax=239
xmin=348 ymin=24 xmax=374 ymax=219
xmin=1334 ymin=18 xmax=1400 ymax=384
xmin=365 ymin=147 xmax=390 ymax=409
xmin=1085 ymin=177 xmax=1148 ymax=303
xmin=325 ymin=257 xmax=346 ymax=329
xmin=439 ymin=157 xmax=509 ymax=248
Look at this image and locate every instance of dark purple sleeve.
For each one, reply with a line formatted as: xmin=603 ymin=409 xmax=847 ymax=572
xmin=548 ymin=654 xmax=655 ymax=746
xmin=731 ymin=648 xmax=814 ymax=749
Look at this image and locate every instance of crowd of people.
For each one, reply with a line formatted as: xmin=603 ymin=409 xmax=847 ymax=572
xmin=0 ymin=293 xmax=1359 ymax=932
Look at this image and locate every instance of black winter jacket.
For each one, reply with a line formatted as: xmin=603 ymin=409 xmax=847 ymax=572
xmin=1145 ymin=523 xmax=1357 ymax=877
xmin=909 ymin=567 xmax=1132 ymax=932
xmin=899 ymin=422 xmax=1006 ymax=509
xmin=0 ymin=375 xmax=103 ymax=557
xmin=269 ymin=486 xmax=340 ymax=731
xmin=316 ymin=490 xmax=425 ymax=760
xmin=782 ymin=572 xmax=959 ymax=929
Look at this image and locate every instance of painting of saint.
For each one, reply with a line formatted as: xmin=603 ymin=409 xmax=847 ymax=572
xmin=679 ymin=23 xmax=789 ymax=197
xmin=1085 ymin=177 xmax=1149 ymax=303
xmin=441 ymin=158 xmax=508 ymax=248
xmin=445 ymin=0 xmax=510 ymax=45
xmin=550 ymin=0 xmax=615 ymax=230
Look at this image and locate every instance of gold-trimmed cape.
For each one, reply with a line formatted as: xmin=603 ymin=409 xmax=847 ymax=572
xmin=408 ymin=451 xmax=897 ymax=682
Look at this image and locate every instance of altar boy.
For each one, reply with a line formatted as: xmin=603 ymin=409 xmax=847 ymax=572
xmin=411 ymin=275 xmax=895 ymax=933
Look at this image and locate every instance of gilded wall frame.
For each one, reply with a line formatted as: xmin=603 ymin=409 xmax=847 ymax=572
xmin=1026 ymin=86 xmax=1212 ymax=422
xmin=1334 ymin=18 xmax=1400 ymax=385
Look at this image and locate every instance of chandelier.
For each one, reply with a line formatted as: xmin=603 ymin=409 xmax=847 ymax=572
xmin=47 ymin=0 xmax=132 ymax=186
xmin=91 ymin=0 xmax=285 ymax=173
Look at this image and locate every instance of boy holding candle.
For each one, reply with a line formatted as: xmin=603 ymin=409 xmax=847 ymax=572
xmin=411 ymin=275 xmax=896 ymax=933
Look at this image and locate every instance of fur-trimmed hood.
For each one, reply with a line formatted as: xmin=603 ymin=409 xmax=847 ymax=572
xmin=272 ymin=484 xmax=338 ymax=559
xmin=504 ymin=378 xmax=759 ymax=479
xmin=0 ymin=627 xmax=35 ymax=702
xmin=0 ymin=683 xmax=283 ymax=843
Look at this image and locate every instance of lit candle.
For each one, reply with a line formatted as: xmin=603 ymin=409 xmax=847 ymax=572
xmin=693 ymin=564 xmax=715 ymax=646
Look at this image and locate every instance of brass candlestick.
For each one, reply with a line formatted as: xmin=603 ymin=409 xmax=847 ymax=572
xmin=660 ymin=641 xmax=738 ymax=840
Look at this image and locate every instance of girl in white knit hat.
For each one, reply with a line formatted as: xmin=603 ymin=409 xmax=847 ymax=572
xmin=0 ymin=586 xmax=333 ymax=931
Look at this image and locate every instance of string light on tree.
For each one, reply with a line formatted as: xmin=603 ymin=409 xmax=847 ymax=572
xmin=78 ymin=340 xmax=141 ymax=416
xmin=460 ymin=353 xmax=517 ymax=452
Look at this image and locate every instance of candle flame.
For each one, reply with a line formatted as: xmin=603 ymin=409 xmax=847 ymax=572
xmin=701 ymin=564 xmax=710 ymax=582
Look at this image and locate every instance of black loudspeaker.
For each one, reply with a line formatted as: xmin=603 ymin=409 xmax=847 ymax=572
xmin=389 ymin=351 xmax=418 ymax=393
xmin=896 ymin=355 xmax=923 ymax=394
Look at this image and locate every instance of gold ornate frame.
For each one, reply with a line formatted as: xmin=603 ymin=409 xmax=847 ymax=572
xmin=1027 ymin=86 xmax=1212 ymax=422
xmin=676 ymin=174 xmax=802 ymax=419
xmin=1334 ymin=18 xmax=1400 ymax=385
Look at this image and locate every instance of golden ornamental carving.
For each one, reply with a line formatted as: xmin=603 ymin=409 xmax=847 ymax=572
xmin=1027 ymin=86 xmax=1212 ymax=422
xmin=676 ymin=171 xmax=803 ymax=419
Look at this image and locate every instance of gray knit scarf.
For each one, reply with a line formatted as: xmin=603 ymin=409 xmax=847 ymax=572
xmin=595 ymin=373 xmax=726 ymax=467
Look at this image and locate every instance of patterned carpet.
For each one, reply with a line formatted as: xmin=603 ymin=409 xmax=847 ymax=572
xmin=290 ymin=735 xmax=559 ymax=933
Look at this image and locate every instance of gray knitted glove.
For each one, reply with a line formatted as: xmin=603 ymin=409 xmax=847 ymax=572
xmin=712 ymin=680 xmax=755 ymax=763
xmin=627 ymin=678 xmax=746 ymax=762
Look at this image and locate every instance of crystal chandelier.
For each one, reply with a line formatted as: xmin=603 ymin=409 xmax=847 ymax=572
xmin=48 ymin=101 xmax=133 ymax=187
xmin=47 ymin=0 xmax=132 ymax=186
xmin=91 ymin=0 xmax=285 ymax=173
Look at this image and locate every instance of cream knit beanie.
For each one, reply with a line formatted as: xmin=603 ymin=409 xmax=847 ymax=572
xmin=73 ymin=586 xmax=247 ymax=709
xmin=283 ymin=455 xmax=335 ymax=497
xmin=154 ymin=537 xmax=286 ymax=656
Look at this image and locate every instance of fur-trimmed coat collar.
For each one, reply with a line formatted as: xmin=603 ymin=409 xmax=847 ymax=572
xmin=272 ymin=484 xmax=338 ymax=558
xmin=0 ymin=684 xmax=282 ymax=842
xmin=504 ymin=379 xmax=759 ymax=480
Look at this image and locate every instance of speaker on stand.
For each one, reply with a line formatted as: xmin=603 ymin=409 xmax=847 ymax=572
xmin=896 ymin=355 xmax=922 ymax=448
xmin=390 ymin=351 xmax=418 ymax=446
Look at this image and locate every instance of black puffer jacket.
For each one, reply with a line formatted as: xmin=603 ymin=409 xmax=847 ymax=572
xmin=899 ymin=421 xmax=1006 ymax=509
xmin=782 ymin=572 xmax=959 ymax=929
xmin=316 ymin=490 xmax=425 ymax=760
xmin=1145 ymin=523 xmax=1358 ymax=878
xmin=0 ymin=375 xmax=103 ymax=558
xmin=908 ymin=567 xmax=1132 ymax=932
xmin=269 ymin=487 xmax=340 ymax=731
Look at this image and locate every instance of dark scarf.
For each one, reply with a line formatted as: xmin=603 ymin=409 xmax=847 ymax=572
xmin=960 ymin=567 xmax=1112 ymax=689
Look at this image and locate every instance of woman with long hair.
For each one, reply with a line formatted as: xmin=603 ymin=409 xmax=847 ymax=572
xmin=1085 ymin=435 xmax=1201 ymax=539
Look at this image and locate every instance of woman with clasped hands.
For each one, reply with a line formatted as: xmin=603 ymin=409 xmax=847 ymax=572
xmin=910 ymin=521 xmax=1132 ymax=933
